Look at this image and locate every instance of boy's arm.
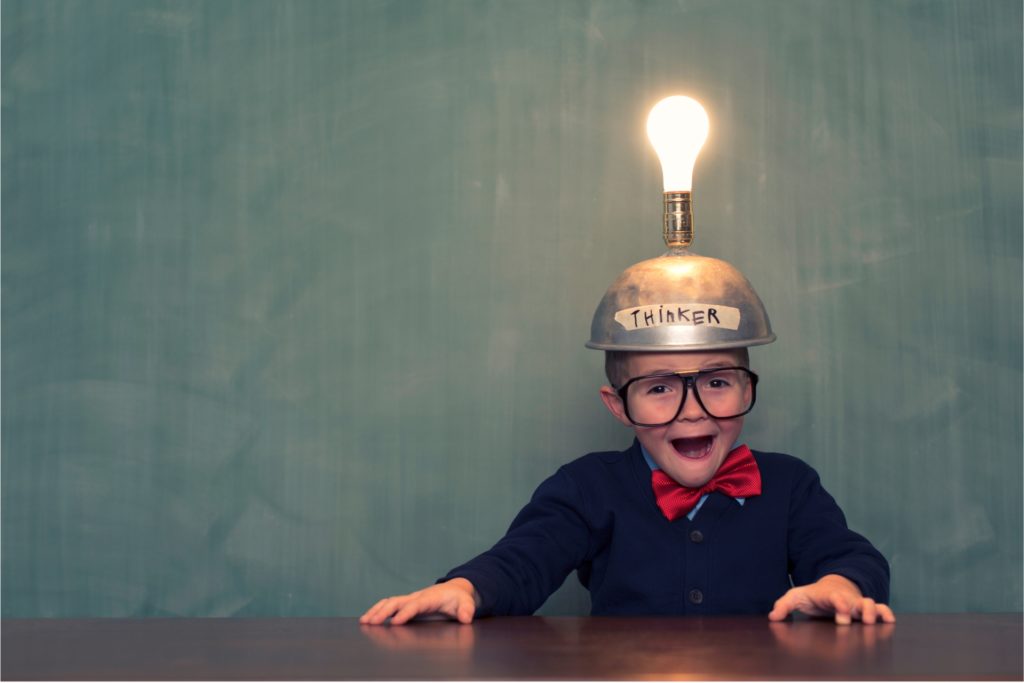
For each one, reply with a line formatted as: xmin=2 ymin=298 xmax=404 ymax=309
xmin=440 ymin=466 xmax=595 ymax=617
xmin=362 ymin=465 xmax=594 ymax=624
xmin=781 ymin=462 xmax=894 ymax=623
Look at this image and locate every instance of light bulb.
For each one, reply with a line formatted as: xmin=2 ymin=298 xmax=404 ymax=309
xmin=647 ymin=96 xmax=709 ymax=191
xmin=646 ymin=96 xmax=709 ymax=249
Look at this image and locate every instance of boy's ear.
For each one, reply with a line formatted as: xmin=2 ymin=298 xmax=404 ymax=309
xmin=599 ymin=386 xmax=634 ymax=428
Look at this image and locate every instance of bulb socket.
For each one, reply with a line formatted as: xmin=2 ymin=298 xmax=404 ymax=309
xmin=663 ymin=191 xmax=693 ymax=249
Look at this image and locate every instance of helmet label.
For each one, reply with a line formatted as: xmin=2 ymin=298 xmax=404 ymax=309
xmin=614 ymin=304 xmax=741 ymax=331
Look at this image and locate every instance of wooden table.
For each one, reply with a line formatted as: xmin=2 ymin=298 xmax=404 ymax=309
xmin=2 ymin=614 xmax=1021 ymax=680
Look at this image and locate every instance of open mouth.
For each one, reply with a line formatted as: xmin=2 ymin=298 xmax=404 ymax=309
xmin=671 ymin=436 xmax=714 ymax=460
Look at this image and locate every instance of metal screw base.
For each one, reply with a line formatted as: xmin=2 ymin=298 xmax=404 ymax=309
xmin=663 ymin=192 xmax=693 ymax=249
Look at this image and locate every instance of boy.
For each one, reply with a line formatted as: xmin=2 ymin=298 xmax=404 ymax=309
xmin=362 ymin=112 xmax=893 ymax=624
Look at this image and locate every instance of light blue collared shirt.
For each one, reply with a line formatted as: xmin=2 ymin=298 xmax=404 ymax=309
xmin=640 ymin=444 xmax=746 ymax=521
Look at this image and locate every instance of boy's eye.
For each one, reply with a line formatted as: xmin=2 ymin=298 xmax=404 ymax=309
xmin=630 ymin=377 xmax=681 ymax=398
xmin=699 ymin=370 xmax=742 ymax=391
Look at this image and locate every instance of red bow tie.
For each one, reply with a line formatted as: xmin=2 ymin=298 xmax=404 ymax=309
xmin=651 ymin=444 xmax=762 ymax=521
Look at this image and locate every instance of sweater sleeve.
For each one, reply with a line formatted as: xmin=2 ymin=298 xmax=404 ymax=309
xmin=786 ymin=464 xmax=891 ymax=603
xmin=439 ymin=466 xmax=594 ymax=616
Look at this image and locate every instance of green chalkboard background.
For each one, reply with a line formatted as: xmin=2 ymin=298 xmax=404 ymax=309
xmin=3 ymin=0 xmax=1021 ymax=617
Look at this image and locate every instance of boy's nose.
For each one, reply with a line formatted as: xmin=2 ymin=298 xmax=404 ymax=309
xmin=677 ymin=389 xmax=709 ymax=421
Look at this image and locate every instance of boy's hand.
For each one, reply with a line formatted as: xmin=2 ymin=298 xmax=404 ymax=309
xmin=359 ymin=578 xmax=479 ymax=625
xmin=768 ymin=574 xmax=896 ymax=625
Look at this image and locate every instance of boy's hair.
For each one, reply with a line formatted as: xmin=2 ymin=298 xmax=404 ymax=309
xmin=604 ymin=347 xmax=752 ymax=388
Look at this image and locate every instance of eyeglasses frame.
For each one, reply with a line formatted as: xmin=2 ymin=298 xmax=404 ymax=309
xmin=615 ymin=366 xmax=760 ymax=426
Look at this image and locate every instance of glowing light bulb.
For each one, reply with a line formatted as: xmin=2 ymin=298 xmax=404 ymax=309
xmin=646 ymin=96 xmax=709 ymax=249
xmin=646 ymin=96 xmax=709 ymax=192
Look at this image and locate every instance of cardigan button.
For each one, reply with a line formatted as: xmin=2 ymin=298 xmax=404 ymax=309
xmin=688 ymin=589 xmax=704 ymax=605
xmin=689 ymin=529 xmax=704 ymax=543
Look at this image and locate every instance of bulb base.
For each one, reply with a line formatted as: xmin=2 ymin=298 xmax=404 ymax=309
xmin=663 ymin=191 xmax=693 ymax=249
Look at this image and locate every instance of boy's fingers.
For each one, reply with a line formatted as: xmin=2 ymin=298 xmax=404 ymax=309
xmin=359 ymin=598 xmax=392 ymax=624
xmin=389 ymin=599 xmax=426 ymax=625
xmin=362 ymin=600 xmax=393 ymax=625
xmin=358 ymin=601 xmax=376 ymax=621
xmin=361 ymin=584 xmax=479 ymax=626
xmin=388 ymin=607 xmax=412 ymax=625
xmin=860 ymin=598 xmax=877 ymax=624
xmin=831 ymin=592 xmax=853 ymax=625
xmin=768 ymin=601 xmax=789 ymax=621
xmin=358 ymin=602 xmax=382 ymax=624
xmin=364 ymin=596 xmax=411 ymax=625
xmin=456 ymin=600 xmax=475 ymax=624
xmin=391 ymin=591 xmax=458 ymax=625
xmin=768 ymin=590 xmax=800 ymax=621
xmin=768 ymin=582 xmax=892 ymax=626
xmin=877 ymin=603 xmax=896 ymax=623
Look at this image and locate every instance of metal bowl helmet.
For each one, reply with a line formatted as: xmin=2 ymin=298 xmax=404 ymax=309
xmin=585 ymin=249 xmax=775 ymax=352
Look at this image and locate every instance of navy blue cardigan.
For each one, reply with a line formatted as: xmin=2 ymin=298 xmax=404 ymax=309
xmin=443 ymin=441 xmax=890 ymax=616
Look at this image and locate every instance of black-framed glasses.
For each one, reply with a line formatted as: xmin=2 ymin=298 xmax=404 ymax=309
xmin=616 ymin=366 xmax=759 ymax=426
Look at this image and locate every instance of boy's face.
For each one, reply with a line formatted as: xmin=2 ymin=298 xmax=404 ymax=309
xmin=599 ymin=349 xmax=751 ymax=488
